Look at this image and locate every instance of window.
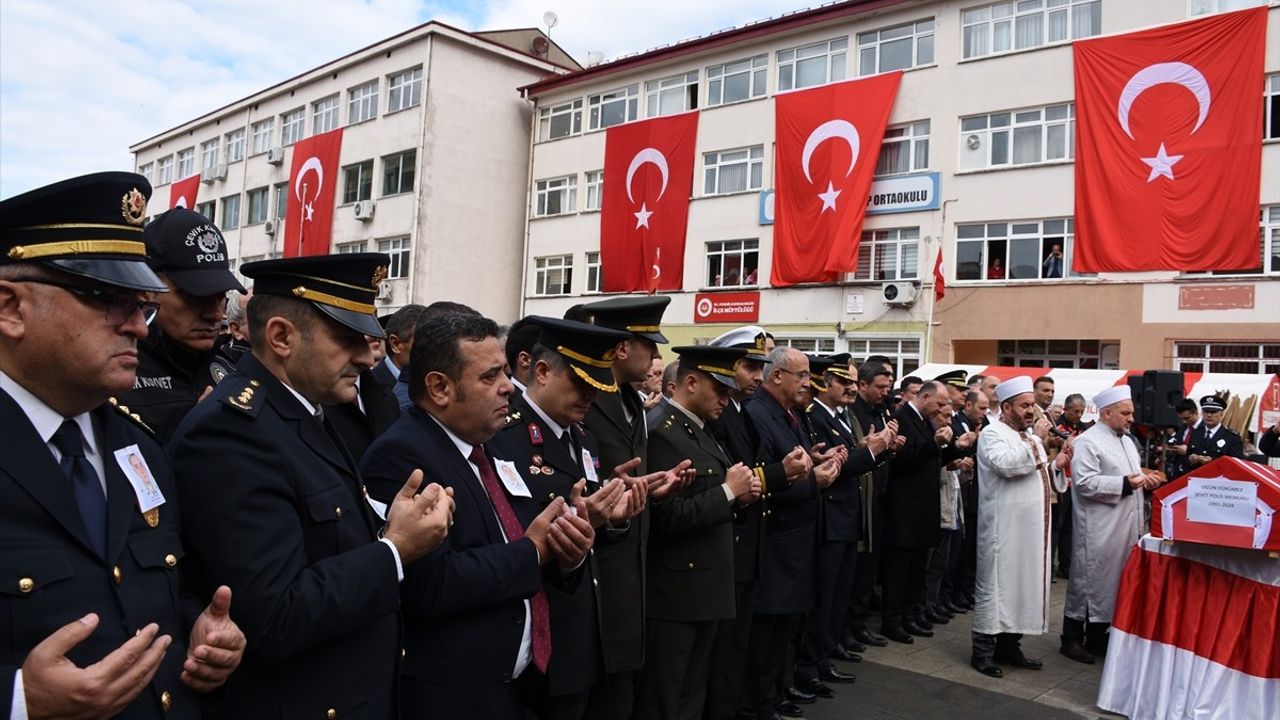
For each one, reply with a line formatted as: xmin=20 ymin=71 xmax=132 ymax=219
xmin=1174 ymin=341 xmax=1280 ymax=375
xmin=704 ymin=146 xmax=764 ymax=195
xmin=1189 ymin=0 xmax=1270 ymax=16
xmin=876 ymin=121 xmax=931 ymax=176
xmin=588 ymin=84 xmax=639 ymax=130
xmin=538 ymin=99 xmax=583 ymax=141
xmin=280 ymin=108 xmax=305 ymax=146
xmin=960 ymin=103 xmax=1074 ymax=170
xmin=382 ymin=150 xmax=416 ymax=196
xmin=585 ymin=251 xmax=602 ymax=293
xmin=378 ymin=237 xmax=411 ymax=279
xmin=245 ymin=187 xmax=269 ymax=225
xmin=997 ymin=339 xmax=1103 ymax=369
xmin=342 ymin=161 xmax=374 ymax=204
xmin=225 ymin=129 xmax=245 ymax=162
xmin=645 ymin=71 xmax=698 ymax=117
xmin=534 ymin=255 xmax=573 ymax=296
xmin=584 ymin=170 xmax=604 ymax=211
xmin=706 ymin=239 xmax=760 ymax=288
xmin=336 ymin=241 xmax=366 ymax=254
xmin=535 ymin=176 xmax=577 ymax=217
xmin=273 ymin=183 xmax=288 ymax=219
xmin=200 ymin=139 xmax=221 ymax=172
xmin=777 ymin=37 xmax=847 ymax=91
xmin=850 ymin=228 xmax=920 ymax=281
xmin=777 ymin=337 xmax=837 ymax=354
xmin=251 ymin=119 xmax=274 ymax=154
xmin=195 ymin=200 xmax=216 ymax=221
xmin=707 ymin=55 xmax=767 ymax=106
xmin=312 ymin=95 xmax=339 ymax=134
xmin=962 ymin=0 xmax=1100 ymax=59
xmin=858 ymin=18 xmax=935 ymax=75
xmin=176 ymin=148 xmax=195 ymax=179
xmin=1267 ymin=74 xmax=1280 ymax=141
xmin=220 ymin=194 xmax=241 ymax=230
xmin=348 ymin=80 xmax=379 ymax=125
xmin=155 ymin=156 xmax=173 ymax=185
xmin=137 ymin=162 xmax=153 ymax=184
xmin=847 ymin=337 xmax=922 ymax=378
xmin=388 ymin=67 xmax=423 ymax=112
xmin=955 ymin=218 xmax=1089 ymax=281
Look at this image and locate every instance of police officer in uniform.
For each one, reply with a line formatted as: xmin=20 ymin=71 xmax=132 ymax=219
xmin=115 ymin=208 xmax=246 ymax=442
xmin=168 ymin=253 xmax=454 ymax=719
xmin=1187 ymin=393 xmax=1244 ymax=466
xmin=1 ymin=172 xmax=245 ymax=718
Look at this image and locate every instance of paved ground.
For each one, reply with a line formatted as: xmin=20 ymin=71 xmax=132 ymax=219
xmin=799 ymin=579 xmax=1125 ymax=719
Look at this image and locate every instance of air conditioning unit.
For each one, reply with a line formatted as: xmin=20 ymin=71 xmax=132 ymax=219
xmin=882 ymin=282 xmax=918 ymax=306
xmin=353 ymin=201 xmax=376 ymax=221
xmin=263 ymin=218 xmax=280 ymax=235
xmin=375 ymin=283 xmax=393 ymax=302
xmin=266 ymin=146 xmax=285 ymax=165
xmin=211 ymin=163 xmax=228 ymax=181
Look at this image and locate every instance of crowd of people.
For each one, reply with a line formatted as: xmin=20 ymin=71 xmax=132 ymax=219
xmin=3 ymin=171 xmax=1279 ymax=720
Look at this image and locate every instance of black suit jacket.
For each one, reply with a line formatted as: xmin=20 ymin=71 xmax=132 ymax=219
xmin=169 ymin=354 xmax=402 ymax=720
xmin=489 ymin=394 xmax=605 ymax=697
xmin=361 ymin=405 xmax=552 ymax=719
xmin=706 ymin=399 xmax=779 ymax=583
xmin=1 ymin=390 xmax=200 ymax=719
xmin=1189 ymin=424 xmax=1245 ymax=462
xmin=805 ymin=401 xmax=878 ymax=543
xmin=885 ymin=403 xmax=961 ymax=549
xmin=323 ymin=367 xmax=401 ymax=465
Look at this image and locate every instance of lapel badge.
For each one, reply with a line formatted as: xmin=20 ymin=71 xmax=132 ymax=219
xmin=529 ymin=465 xmax=542 ymax=476
xmin=143 ymin=507 xmax=160 ymax=528
xmin=1217 ymin=438 xmax=1225 ymax=448
xmin=541 ymin=466 xmax=555 ymax=475
xmin=532 ymin=453 xmax=544 ymax=466
xmin=528 ymin=422 xmax=543 ymax=446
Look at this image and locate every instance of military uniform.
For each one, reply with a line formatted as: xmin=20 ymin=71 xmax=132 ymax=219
xmin=119 ymin=327 xmax=222 ymax=443
xmin=1188 ymin=394 xmax=1244 ymax=463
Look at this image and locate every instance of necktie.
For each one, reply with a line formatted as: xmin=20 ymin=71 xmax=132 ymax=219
xmin=469 ymin=444 xmax=551 ymax=673
xmin=51 ymin=420 xmax=108 ymax=557
xmin=786 ymin=409 xmax=800 ymax=435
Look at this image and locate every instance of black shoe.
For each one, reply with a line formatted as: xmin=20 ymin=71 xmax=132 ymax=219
xmin=903 ymin=621 xmax=934 ymax=638
xmin=994 ymin=651 xmax=1043 ymax=670
xmin=1085 ymin=638 xmax=1110 ymax=657
xmin=832 ymin=645 xmax=863 ymax=663
xmin=842 ymin=638 xmax=867 ymax=653
xmin=881 ymin=626 xmax=914 ymax=644
xmin=971 ymin=656 xmax=1004 ymax=678
xmin=909 ymin=617 xmax=934 ymax=632
xmin=852 ymin=628 xmax=889 ymax=647
xmin=784 ymin=687 xmax=816 ymax=705
xmin=775 ymin=699 xmax=805 ymax=717
xmin=1060 ymin=640 xmax=1095 ymax=664
xmin=943 ymin=599 xmax=968 ymax=615
xmin=819 ymin=666 xmax=856 ymax=684
xmin=924 ymin=609 xmax=951 ymax=625
xmin=949 ymin=594 xmax=973 ymax=610
xmin=795 ymin=680 xmax=835 ymax=699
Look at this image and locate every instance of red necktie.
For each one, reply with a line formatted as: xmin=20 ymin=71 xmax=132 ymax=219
xmin=469 ymin=444 xmax=551 ymax=673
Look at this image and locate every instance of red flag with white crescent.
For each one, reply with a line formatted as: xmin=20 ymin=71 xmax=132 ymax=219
xmin=772 ymin=72 xmax=901 ymax=287
xmin=168 ymin=173 xmax=201 ymax=210
xmin=1073 ymin=8 xmax=1266 ymax=272
xmin=284 ymin=128 xmax=344 ymax=257
xmin=600 ymin=112 xmax=697 ymax=293
xmin=933 ymin=245 xmax=946 ymax=302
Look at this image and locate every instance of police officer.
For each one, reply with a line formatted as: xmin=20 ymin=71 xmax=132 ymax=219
xmin=115 ymin=207 xmax=246 ymax=443
xmin=1187 ymin=393 xmax=1244 ymax=466
xmin=168 ymin=253 xmax=454 ymax=719
xmin=0 ymin=172 xmax=245 ymax=718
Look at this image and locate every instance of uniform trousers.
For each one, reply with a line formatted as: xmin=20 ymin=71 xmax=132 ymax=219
xmin=635 ymin=619 xmax=718 ymax=720
xmin=847 ymin=493 xmax=886 ymax=633
xmin=584 ymin=671 xmax=637 ymax=720
xmin=925 ymin=529 xmax=961 ymax=610
xmin=741 ymin=613 xmax=798 ymax=720
xmin=880 ymin=545 xmax=930 ymax=630
xmin=796 ymin=539 xmax=858 ymax=683
xmin=705 ymin=579 xmax=757 ymax=720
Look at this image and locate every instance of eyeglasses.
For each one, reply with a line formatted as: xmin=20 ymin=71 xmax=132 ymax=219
xmin=16 ymin=278 xmax=160 ymax=326
xmin=778 ymin=367 xmax=811 ymax=381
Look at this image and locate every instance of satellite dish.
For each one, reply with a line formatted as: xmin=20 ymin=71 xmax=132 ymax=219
xmin=531 ymin=36 xmax=550 ymax=57
xmin=542 ymin=11 xmax=559 ymax=30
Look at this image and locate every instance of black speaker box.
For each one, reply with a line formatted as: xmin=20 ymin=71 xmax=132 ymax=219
xmin=1141 ymin=370 xmax=1184 ymax=427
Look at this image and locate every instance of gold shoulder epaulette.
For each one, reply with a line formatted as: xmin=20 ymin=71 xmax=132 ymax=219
xmin=503 ymin=410 xmax=522 ymax=427
xmin=107 ymin=397 xmax=155 ymax=435
xmin=220 ymin=380 xmax=264 ymax=417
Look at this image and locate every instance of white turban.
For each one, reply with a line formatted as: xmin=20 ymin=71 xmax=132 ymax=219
xmin=996 ymin=376 xmax=1034 ymax=402
xmin=1093 ymin=385 xmax=1131 ymax=409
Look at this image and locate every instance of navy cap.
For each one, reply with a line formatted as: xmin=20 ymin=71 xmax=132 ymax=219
xmin=241 ymin=253 xmax=390 ymax=338
xmin=673 ymin=345 xmax=747 ymax=388
xmin=528 ymin=316 xmax=631 ymax=392
xmin=0 ymin=171 xmax=167 ymax=292
xmin=825 ymin=353 xmax=854 ymax=381
xmin=807 ymin=354 xmax=834 ymax=392
xmin=709 ymin=325 xmax=769 ymax=361
xmin=933 ymin=369 xmax=968 ymax=389
xmin=1199 ymin=393 xmax=1228 ymax=412
xmin=144 ymin=208 xmax=245 ymax=296
xmin=570 ymin=295 xmax=670 ymax=343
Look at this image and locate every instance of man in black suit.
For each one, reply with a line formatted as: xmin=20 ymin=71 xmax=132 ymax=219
xmin=170 ymin=254 xmax=454 ymax=719
xmin=489 ymin=316 xmax=640 ymax=720
xmin=637 ymin=345 xmax=760 ymax=720
xmin=953 ymin=390 xmax=989 ymax=609
xmin=323 ymin=364 xmax=402 ymax=469
xmin=1 ymin=173 xmax=245 ymax=719
xmin=361 ymin=309 xmax=597 ymax=719
xmin=504 ymin=315 xmax=544 ymax=402
xmin=1187 ymin=394 xmax=1245 ymax=466
xmin=375 ymin=303 xmax=425 ymax=408
xmin=880 ymin=381 xmax=975 ymax=644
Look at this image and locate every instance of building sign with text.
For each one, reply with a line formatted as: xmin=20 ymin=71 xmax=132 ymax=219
xmin=694 ymin=291 xmax=760 ymax=323
xmin=758 ymin=171 xmax=941 ymax=224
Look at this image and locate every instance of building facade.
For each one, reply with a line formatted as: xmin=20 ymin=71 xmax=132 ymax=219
xmin=520 ymin=0 xmax=1280 ymax=378
xmin=130 ymin=23 xmax=575 ymax=321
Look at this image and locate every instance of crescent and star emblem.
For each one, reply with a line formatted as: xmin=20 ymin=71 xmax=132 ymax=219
xmin=1115 ymin=62 xmax=1211 ymax=183
xmin=175 ymin=196 xmax=189 ymax=209
xmin=625 ymin=148 xmax=669 ymax=229
xmin=294 ymin=157 xmax=325 ymax=222
xmin=801 ymin=120 xmax=860 ymax=213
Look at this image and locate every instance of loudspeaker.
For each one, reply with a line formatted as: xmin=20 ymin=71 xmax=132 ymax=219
xmin=1127 ymin=375 xmax=1144 ymax=416
xmin=1141 ymin=370 xmax=1184 ymax=427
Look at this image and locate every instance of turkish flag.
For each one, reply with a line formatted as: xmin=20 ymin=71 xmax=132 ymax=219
xmin=169 ymin=174 xmax=201 ymax=210
xmin=600 ymin=112 xmax=697 ymax=293
xmin=284 ymin=128 xmax=344 ymax=257
xmin=1073 ymin=7 xmax=1266 ymax=273
xmin=772 ymin=72 xmax=901 ymax=287
xmin=933 ymin=246 xmax=946 ymax=302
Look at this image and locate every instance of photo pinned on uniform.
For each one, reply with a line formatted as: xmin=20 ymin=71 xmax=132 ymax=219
xmin=114 ymin=445 xmax=165 ymax=512
xmin=494 ymin=459 xmax=532 ymax=498
xmin=582 ymin=449 xmax=599 ymax=484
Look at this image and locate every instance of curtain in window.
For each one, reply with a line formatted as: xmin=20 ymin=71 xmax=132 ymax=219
xmin=718 ymin=164 xmax=748 ymax=193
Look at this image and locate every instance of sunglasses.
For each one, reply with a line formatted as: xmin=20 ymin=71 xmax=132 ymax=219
xmin=16 ymin=278 xmax=160 ymax=326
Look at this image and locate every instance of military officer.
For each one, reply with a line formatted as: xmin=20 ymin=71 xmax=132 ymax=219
xmin=168 ymin=253 xmax=454 ymax=719
xmin=1187 ymin=393 xmax=1245 ymax=466
xmin=636 ymin=345 xmax=759 ymax=720
xmin=1 ymin=172 xmax=245 ymax=719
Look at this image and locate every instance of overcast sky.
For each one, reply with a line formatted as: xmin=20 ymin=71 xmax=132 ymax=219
xmin=0 ymin=0 xmax=809 ymax=199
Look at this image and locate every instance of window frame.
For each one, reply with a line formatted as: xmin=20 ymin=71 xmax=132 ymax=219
xmin=777 ymin=37 xmax=848 ymax=92
xmin=195 ymin=200 xmax=216 ymax=222
xmin=220 ymin=193 xmax=241 ymax=231
xmin=534 ymin=175 xmax=578 ymax=217
xmin=341 ymin=160 xmax=374 ymax=205
xmin=997 ymin=338 xmax=1104 ymax=369
xmin=155 ymin=156 xmax=173 ymax=185
xmin=137 ymin=162 xmax=153 ymax=185
xmin=959 ymin=103 xmax=1075 ymax=171
xmin=387 ymin=67 xmax=423 ymax=113
xmin=382 ymin=150 xmax=416 ymax=197
xmin=846 ymin=336 xmax=923 ymax=379
xmin=876 ymin=120 xmax=931 ymax=177
xmin=538 ymin=98 xmax=583 ymax=141
xmin=176 ymin=148 xmax=195 ymax=179
xmin=1173 ymin=341 xmax=1280 ymax=375
xmin=201 ymin=138 xmax=221 ymax=173
xmin=776 ymin=336 xmax=838 ymax=354
xmin=705 ymin=239 xmax=761 ymax=289
xmin=857 ymin=18 xmax=936 ymax=76
xmin=587 ymin=84 xmax=639 ymax=131
xmin=703 ymin=145 xmax=765 ymax=196
xmin=644 ymin=71 xmax=699 ymax=118
xmin=533 ymin=254 xmax=574 ymax=296
xmin=348 ymin=80 xmax=380 ymax=125
xmin=336 ymin=241 xmax=367 ymax=254
xmin=706 ymin=55 xmax=768 ymax=107
xmin=961 ymin=0 xmax=1101 ymax=60
xmin=250 ymin=119 xmax=274 ymax=155
xmin=954 ymin=217 xmax=1090 ymax=282
xmin=225 ymin=129 xmax=245 ymax=163
xmin=584 ymin=170 xmax=604 ymax=212
xmin=1266 ymin=74 xmax=1280 ymax=141
xmin=273 ymin=182 xmax=288 ymax=219
xmin=245 ymin=187 xmax=270 ymax=226
xmin=848 ymin=227 xmax=921 ymax=283
xmin=377 ymin=237 xmax=411 ymax=279
xmin=585 ymin=251 xmax=602 ymax=294
xmin=280 ymin=108 xmax=305 ymax=146
xmin=312 ymin=95 xmax=340 ymax=135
